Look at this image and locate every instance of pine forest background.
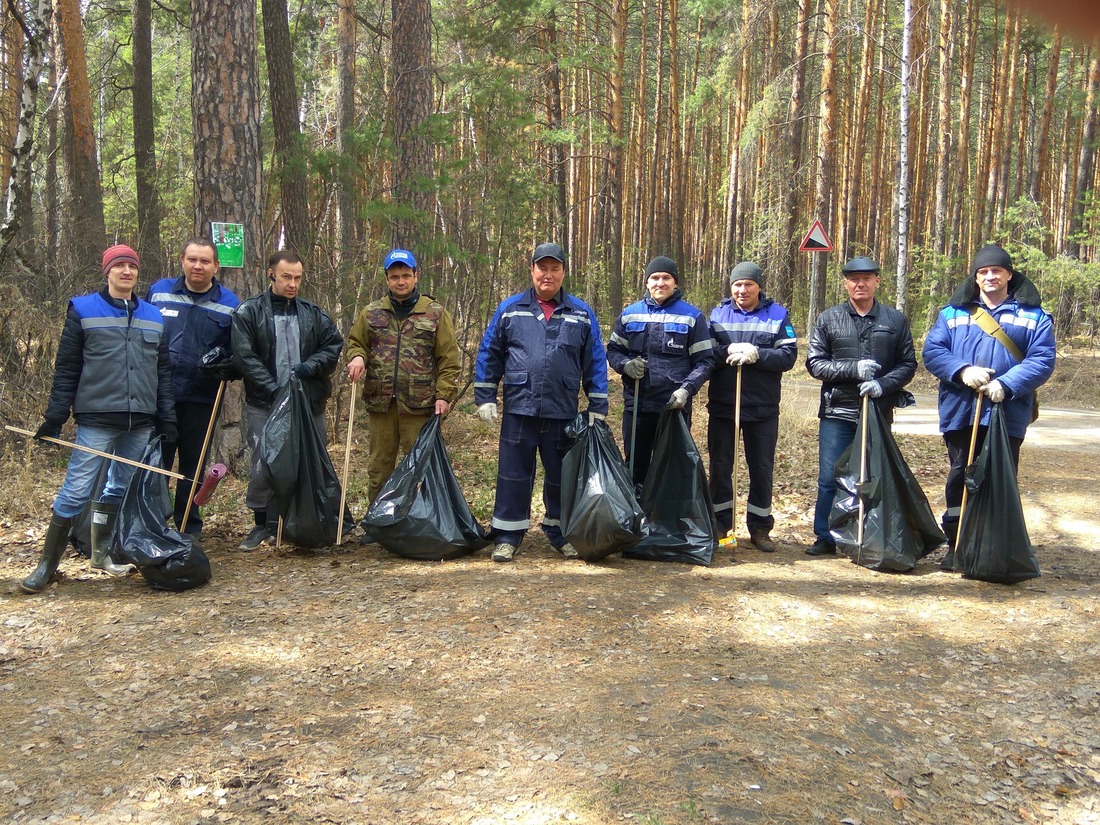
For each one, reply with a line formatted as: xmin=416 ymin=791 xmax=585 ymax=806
xmin=1 ymin=0 xmax=1099 ymax=424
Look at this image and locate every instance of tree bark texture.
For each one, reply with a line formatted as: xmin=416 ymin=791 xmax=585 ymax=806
xmin=131 ymin=0 xmax=164 ymax=282
xmin=190 ymin=0 xmax=264 ymax=294
xmin=390 ymin=0 xmax=434 ymax=248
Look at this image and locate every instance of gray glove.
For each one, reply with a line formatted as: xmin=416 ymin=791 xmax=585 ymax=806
xmin=859 ymin=380 xmax=883 ymax=398
xmin=666 ymin=388 xmax=690 ymax=410
xmin=477 ymin=402 xmax=498 ymax=423
xmin=588 ymin=412 xmax=606 ymax=426
xmin=623 ymin=357 xmax=648 ymax=380
xmin=856 ymin=359 xmax=880 ymax=381
xmin=960 ymin=365 xmax=994 ymax=390
xmin=982 ymin=379 xmax=1006 ymax=403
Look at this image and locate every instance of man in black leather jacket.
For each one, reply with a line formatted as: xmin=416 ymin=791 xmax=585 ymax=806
xmin=231 ymin=250 xmax=343 ymax=549
xmin=804 ymin=257 xmax=916 ymax=556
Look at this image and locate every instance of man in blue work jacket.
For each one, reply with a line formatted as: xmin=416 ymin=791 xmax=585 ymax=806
xmin=147 ymin=238 xmax=240 ymax=539
xmin=474 ymin=243 xmax=609 ymax=562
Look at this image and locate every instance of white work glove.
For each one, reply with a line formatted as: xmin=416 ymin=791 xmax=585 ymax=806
xmin=589 ymin=412 xmax=606 ymax=426
xmin=623 ymin=357 xmax=647 ymax=380
xmin=960 ymin=365 xmax=994 ymax=390
xmin=859 ymin=380 xmax=883 ymax=398
xmin=856 ymin=359 xmax=880 ymax=381
xmin=725 ymin=343 xmax=760 ymax=366
xmin=477 ymin=402 xmax=498 ymax=423
xmin=666 ymin=388 xmax=690 ymax=410
xmin=982 ymin=380 xmax=1006 ymax=403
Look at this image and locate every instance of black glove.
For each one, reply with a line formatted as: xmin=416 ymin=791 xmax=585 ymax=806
xmin=157 ymin=419 xmax=178 ymax=445
xmin=34 ymin=419 xmax=63 ymax=441
xmin=200 ymin=346 xmax=240 ymax=381
xmin=293 ymin=361 xmax=315 ymax=378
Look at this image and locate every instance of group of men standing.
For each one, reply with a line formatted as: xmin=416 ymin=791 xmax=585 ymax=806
xmin=20 ymin=237 xmax=1055 ymax=593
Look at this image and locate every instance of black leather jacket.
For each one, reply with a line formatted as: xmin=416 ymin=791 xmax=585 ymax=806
xmin=231 ymin=290 xmax=343 ymax=416
xmin=806 ymin=299 xmax=916 ymax=422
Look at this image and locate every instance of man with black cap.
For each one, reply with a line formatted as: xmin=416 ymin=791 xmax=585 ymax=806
xmin=21 ymin=243 xmax=176 ymax=593
xmin=474 ymin=242 xmax=609 ymax=562
xmin=805 ymin=256 xmax=916 ymax=556
xmin=707 ymin=261 xmax=798 ymax=552
xmin=607 ymin=255 xmax=715 ymax=487
xmin=346 ymin=248 xmax=461 ymax=502
xmin=922 ymin=244 xmax=1055 ymax=564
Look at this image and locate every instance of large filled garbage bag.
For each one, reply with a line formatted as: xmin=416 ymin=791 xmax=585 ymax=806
xmin=360 ymin=414 xmax=489 ymax=560
xmin=829 ymin=400 xmax=947 ymax=572
xmin=624 ymin=410 xmax=717 ymax=566
xmin=116 ymin=437 xmax=211 ymax=592
xmin=260 ymin=376 xmax=346 ymax=548
xmin=560 ymin=415 xmax=645 ymax=561
xmin=954 ymin=402 xmax=1041 ymax=584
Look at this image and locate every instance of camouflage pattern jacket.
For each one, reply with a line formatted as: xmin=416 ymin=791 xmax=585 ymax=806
xmin=346 ymin=293 xmax=461 ymax=414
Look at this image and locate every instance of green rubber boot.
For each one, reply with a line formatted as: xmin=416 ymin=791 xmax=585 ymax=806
xmin=20 ymin=513 xmax=73 ymax=594
xmin=89 ymin=501 xmax=135 ymax=577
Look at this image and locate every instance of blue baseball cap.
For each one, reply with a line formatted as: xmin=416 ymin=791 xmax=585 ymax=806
xmin=383 ymin=248 xmax=417 ymax=270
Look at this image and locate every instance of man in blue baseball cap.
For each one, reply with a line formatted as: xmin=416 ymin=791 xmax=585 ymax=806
xmin=346 ymin=248 xmax=461 ymax=502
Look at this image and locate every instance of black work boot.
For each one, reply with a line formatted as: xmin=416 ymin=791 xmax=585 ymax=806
xmin=90 ymin=501 xmax=135 ymax=576
xmin=20 ymin=512 xmax=73 ymax=594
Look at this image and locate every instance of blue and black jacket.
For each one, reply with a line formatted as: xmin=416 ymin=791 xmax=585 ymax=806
xmin=475 ymin=287 xmax=608 ymax=419
xmin=606 ymin=289 xmax=715 ymax=414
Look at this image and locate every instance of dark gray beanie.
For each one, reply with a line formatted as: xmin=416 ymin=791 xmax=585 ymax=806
xmin=645 ymin=256 xmax=679 ymax=282
xmin=729 ymin=261 xmax=763 ymax=287
xmin=970 ymin=244 xmax=1015 ymax=277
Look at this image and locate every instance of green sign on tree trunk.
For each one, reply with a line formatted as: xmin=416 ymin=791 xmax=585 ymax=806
xmin=211 ymin=222 xmax=244 ymax=268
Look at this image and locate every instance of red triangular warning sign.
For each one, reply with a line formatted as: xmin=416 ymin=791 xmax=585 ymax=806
xmin=799 ymin=219 xmax=834 ymax=252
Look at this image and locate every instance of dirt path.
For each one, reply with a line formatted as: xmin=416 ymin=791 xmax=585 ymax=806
xmin=0 ymin=402 xmax=1097 ymax=824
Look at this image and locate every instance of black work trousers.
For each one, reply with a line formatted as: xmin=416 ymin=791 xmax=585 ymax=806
xmin=162 ymin=400 xmax=216 ymax=535
xmin=708 ymin=414 xmax=779 ymax=535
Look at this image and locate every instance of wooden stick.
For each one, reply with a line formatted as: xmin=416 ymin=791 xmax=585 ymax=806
xmin=956 ymin=392 xmax=985 ymax=550
xmin=856 ymin=393 xmax=870 ymax=563
xmin=628 ymin=375 xmax=641 ymax=479
xmin=336 ymin=386 xmax=357 ymax=545
xmin=276 ymin=515 xmax=284 ymax=549
xmin=180 ymin=380 xmax=227 ymax=534
xmin=6 ymin=425 xmax=186 ymax=480
xmin=731 ymin=364 xmax=743 ymax=541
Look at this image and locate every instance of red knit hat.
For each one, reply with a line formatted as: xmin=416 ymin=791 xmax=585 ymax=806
xmin=102 ymin=244 xmax=140 ymax=275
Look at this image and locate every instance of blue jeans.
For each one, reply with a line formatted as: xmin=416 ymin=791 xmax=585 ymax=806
xmin=813 ymin=417 xmax=858 ymax=543
xmin=53 ymin=425 xmax=153 ymax=518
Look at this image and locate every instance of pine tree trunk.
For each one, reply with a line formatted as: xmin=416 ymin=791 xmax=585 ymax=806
xmin=56 ymin=0 xmax=106 ymax=278
xmin=390 ymin=0 xmax=434 ymax=247
xmin=262 ymin=0 xmax=312 ymax=260
xmin=131 ymin=0 xmax=164 ymax=281
xmin=1029 ymin=28 xmax=1061 ymax=205
xmin=191 ymin=0 xmax=264 ymax=292
xmin=336 ymin=0 xmax=357 ymax=271
xmin=808 ymin=0 xmax=839 ymax=328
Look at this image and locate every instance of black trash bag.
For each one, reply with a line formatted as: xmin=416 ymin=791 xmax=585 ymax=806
xmin=560 ymin=414 xmax=646 ymax=561
xmin=829 ymin=400 xmax=947 ymax=572
xmin=115 ymin=437 xmax=211 ymax=592
xmin=624 ymin=410 xmax=717 ymax=566
xmin=360 ymin=414 xmax=489 ymax=560
xmin=955 ymin=402 xmax=1041 ymax=584
xmin=260 ymin=375 xmax=346 ymax=548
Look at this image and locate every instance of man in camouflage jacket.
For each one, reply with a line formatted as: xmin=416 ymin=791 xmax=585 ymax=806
xmin=346 ymin=249 xmax=461 ymax=501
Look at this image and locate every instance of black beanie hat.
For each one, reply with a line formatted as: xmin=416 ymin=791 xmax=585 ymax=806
xmin=645 ymin=256 xmax=679 ymax=282
xmin=729 ymin=261 xmax=763 ymax=287
xmin=970 ymin=244 xmax=1015 ymax=277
